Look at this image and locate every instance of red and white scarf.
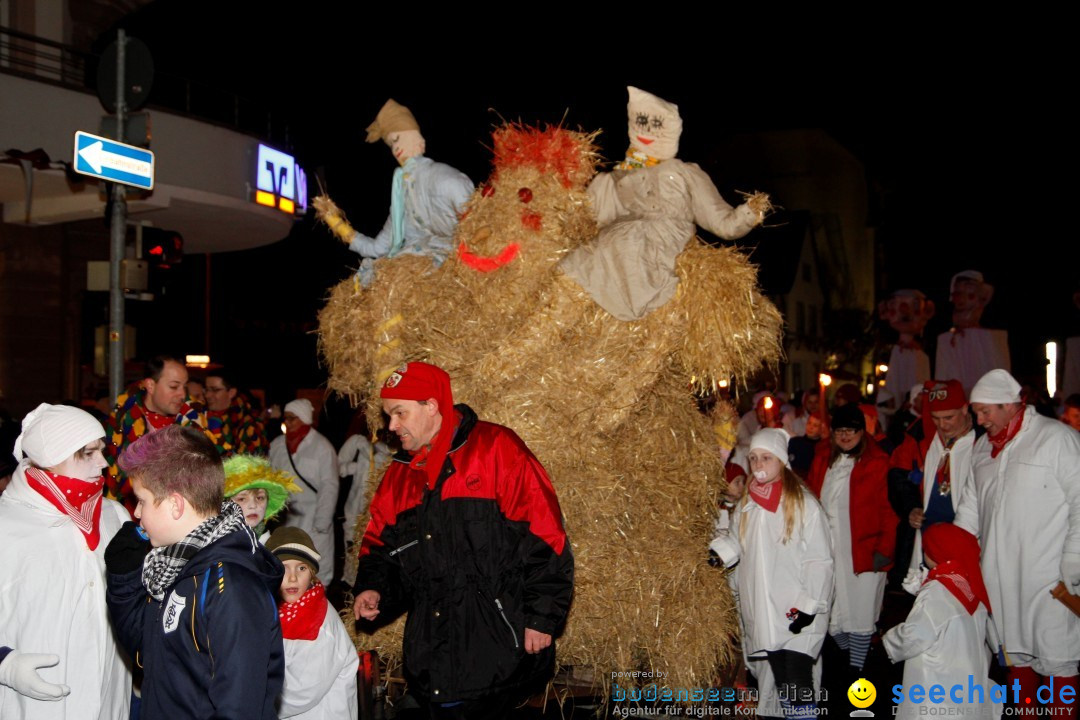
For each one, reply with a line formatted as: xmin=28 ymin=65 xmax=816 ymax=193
xmin=279 ymin=581 xmax=327 ymax=641
xmin=926 ymin=564 xmax=981 ymax=615
xmin=24 ymin=466 xmax=105 ymax=550
xmin=748 ymin=478 xmax=782 ymax=513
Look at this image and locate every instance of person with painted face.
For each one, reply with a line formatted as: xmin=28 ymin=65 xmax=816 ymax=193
xmin=807 ymin=404 xmax=897 ymax=675
xmin=0 ymin=404 xmax=132 ymax=718
xmin=224 ymin=453 xmax=300 ymax=543
xmin=560 ymin=86 xmax=769 ymax=321
xmin=712 ymin=429 xmax=832 ymax=719
xmin=316 ymin=99 xmax=473 ymax=286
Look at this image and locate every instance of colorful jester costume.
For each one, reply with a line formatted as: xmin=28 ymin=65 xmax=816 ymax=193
xmin=205 ymin=395 xmax=268 ymax=457
xmin=103 ymin=386 xmax=206 ymax=511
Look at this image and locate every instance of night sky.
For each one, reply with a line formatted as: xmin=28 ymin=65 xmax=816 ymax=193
xmin=101 ymin=3 xmax=1076 ymax=410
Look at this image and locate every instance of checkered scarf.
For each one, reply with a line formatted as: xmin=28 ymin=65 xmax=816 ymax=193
xmin=142 ymin=501 xmax=254 ymax=601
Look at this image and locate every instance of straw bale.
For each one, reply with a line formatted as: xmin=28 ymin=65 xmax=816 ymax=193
xmin=323 ymin=124 xmax=775 ymax=702
xmin=675 ymin=241 xmax=785 ymax=392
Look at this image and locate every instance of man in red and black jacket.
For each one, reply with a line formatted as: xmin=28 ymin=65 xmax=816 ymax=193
xmin=352 ymin=362 xmax=574 ymax=719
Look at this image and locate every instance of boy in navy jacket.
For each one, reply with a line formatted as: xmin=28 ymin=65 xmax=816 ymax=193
xmin=105 ymin=425 xmax=285 ymax=719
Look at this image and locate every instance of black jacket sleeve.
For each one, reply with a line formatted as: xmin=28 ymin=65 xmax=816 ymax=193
xmin=106 ymin=568 xmax=148 ymax=660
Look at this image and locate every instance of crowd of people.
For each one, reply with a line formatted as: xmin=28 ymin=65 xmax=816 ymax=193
xmin=713 ymin=368 xmax=1080 ymax=719
xmin=3 ymin=343 xmax=1080 ymax=719
xmin=5 ymin=342 xmax=1080 ymax=720
xmin=0 ymin=357 xmax=574 ymax=720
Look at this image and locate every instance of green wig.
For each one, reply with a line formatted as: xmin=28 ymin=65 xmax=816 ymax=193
xmin=223 ymin=454 xmax=301 ymax=521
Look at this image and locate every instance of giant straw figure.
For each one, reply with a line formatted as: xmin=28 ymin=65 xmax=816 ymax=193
xmin=320 ymin=110 xmax=781 ymax=694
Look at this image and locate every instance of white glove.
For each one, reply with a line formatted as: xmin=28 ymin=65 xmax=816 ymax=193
xmin=1061 ymin=552 xmax=1080 ymax=589
xmin=0 ymin=650 xmax=70 ymax=701
xmin=902 ymin=565 xmax=928 ymax=596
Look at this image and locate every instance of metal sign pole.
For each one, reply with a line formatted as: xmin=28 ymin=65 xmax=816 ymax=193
xmin=108 ymin=29 xmax=127 ymax=402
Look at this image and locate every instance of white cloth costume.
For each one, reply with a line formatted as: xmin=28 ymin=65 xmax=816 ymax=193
xmin=559 ymin=86 xmax=760 ymax=321
xmin=715 ymin=483 xmax=831 ymax=717
xmin=0 ymin=465 xmax=131 ymax=719
xmin=936 ymin=328 xmax=1010 ymax=395
xmin=562 ymin=159 xmax=760 ymax=321
xmin=883 ymin=580 xmax=1000 ymax=720
xmin=726 ymin=487 xmax=833 ymax=659
xmin=338 ymin=436 xmax=392 ymax=542
xmin=278 ymin=607 xmax=359 ymax=720
xmin=820 ymin=455 xmax=886 ymax=633
xmin=270 ymin=430 xmax=340 ymax=586
xmin=954 ymin=405 xmax=1080 ymax=675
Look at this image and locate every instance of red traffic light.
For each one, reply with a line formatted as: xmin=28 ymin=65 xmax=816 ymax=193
xmin=144 ymin=228 xmax=183 ymax=267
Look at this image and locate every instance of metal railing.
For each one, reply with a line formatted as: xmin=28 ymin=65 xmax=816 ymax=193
xmin=0 ymin=25 xmax=290 ymax=148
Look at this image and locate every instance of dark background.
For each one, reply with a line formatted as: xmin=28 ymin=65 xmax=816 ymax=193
xmin=93 ymin=3 xmax=1076 ymax=410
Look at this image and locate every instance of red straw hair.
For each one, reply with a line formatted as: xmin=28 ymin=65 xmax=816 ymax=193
xmin=491 ymin=125 xmax=597 ymax=189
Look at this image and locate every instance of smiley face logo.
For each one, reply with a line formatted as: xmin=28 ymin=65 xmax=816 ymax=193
xmin=848 ymin=678 xmax=876 ymax=709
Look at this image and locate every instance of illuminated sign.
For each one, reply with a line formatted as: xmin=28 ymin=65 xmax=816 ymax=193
xmin=255 ymin=144 xmax=307 ymax=216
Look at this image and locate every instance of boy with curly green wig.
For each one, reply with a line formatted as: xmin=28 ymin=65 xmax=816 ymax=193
xmin=224 ymin=454 xmax=301 ymax=542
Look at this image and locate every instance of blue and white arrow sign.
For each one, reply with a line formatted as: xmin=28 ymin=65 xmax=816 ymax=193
xmin=73 ymin=131 xmax=155 ymax=190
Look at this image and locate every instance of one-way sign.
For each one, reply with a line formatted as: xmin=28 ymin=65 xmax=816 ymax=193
xmin=73 ymin=130 xmax=155 ymax=190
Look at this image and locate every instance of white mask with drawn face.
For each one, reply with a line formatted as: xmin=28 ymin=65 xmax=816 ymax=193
xmin=626 ymin=86 xmax=682 ymax=161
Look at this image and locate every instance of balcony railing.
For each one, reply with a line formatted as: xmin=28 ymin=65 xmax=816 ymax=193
xmin=0 ymin=25 xmax=290 ymax=148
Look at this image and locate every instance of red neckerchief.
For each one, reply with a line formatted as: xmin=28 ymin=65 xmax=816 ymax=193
xmin=144 ymin=409 xmax=175 ymax=430
xmin=408 ymin=411 xmax=461 ymax=488
xmin=278 ymin=581 xmax=327 ymax=641
xmin=748 ymin=478 xmax=782 ymax=513
xmin=988 ymin=409 xmax=1024 ymax=458
xmin=286 ymin=424 xmax=312 ymax=455
xmin=25 ymin=466 xmax=105 ymax=550
xmin=925 ymin=561 xmax=983 ymax=615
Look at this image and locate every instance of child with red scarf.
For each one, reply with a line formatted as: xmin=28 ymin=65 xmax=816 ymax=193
xmin=269 ymin=399 xmax=339 ymax=586
xmin=883 ymin=524 xmax=998 ymax=719
xmin=267 ymin=527 xmax=358 ymax=720
xmin=718 ymin=428 xmax=833 ymax=719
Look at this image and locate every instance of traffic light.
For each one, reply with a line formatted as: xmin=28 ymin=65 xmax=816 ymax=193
xmin=144 ymin=227 xmax=183 ymax=268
